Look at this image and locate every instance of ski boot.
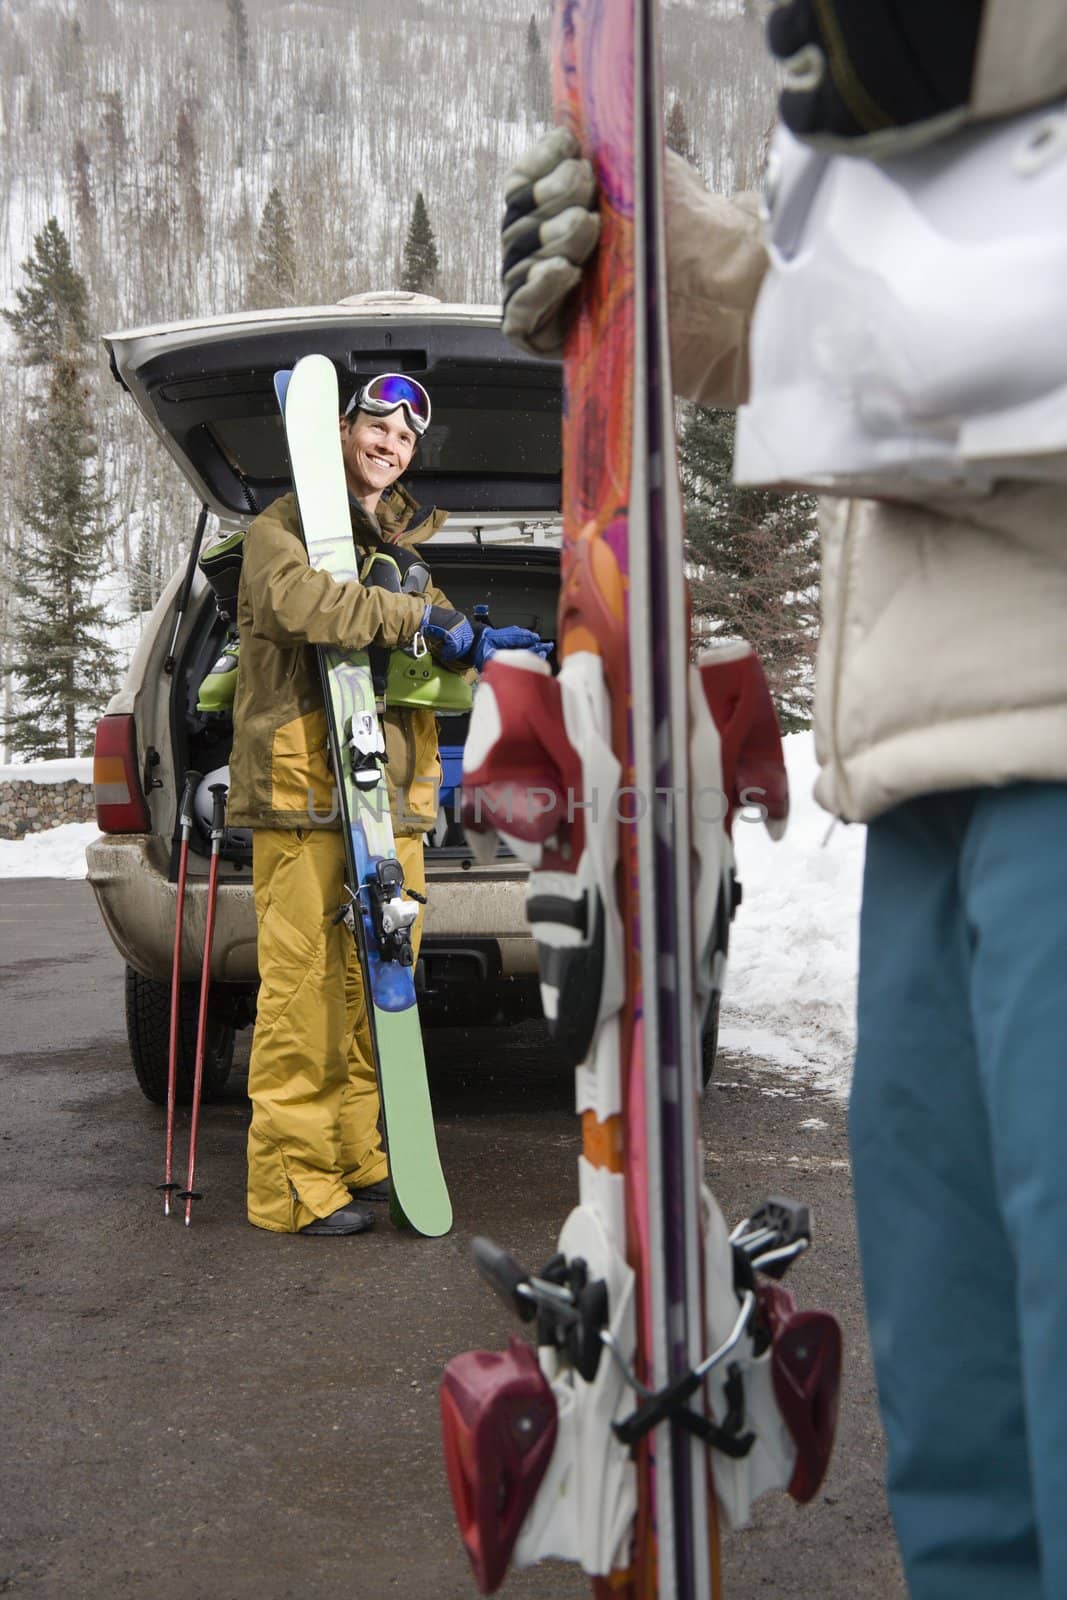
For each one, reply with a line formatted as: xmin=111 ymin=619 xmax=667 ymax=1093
xmin=735 ymin=105 xmax=1067 ymax=498
xmin=360 ymin=546 xmax=473 ymax=715
xmin=196 ymin=631 xmax=240 ymax=716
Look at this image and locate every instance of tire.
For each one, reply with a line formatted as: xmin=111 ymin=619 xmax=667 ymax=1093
xmin=701 ymin=992 xmax=721 ymax=1089
xmin=124 ymin=964 xmax=235 ymax=1106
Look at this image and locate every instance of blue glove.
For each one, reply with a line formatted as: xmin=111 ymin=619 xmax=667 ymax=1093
xmin=421 ymin=604 xmax=474 ymax=662
xmin=473 ymin=626 xmax=554 ymax=671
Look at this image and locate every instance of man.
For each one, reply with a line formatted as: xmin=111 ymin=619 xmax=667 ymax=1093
xmin=500 ymin=3 xmax=1067 ymax=1593
xmin=228 ymin=371 xmax=549 ymax=1236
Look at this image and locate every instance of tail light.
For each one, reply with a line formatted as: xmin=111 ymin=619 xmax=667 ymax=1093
xmin=94 ymin=715 xmax=151 ymax=833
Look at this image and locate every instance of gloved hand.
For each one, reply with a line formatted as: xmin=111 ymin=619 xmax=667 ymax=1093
xmin=767 ymin=0 xmax=983 ymax=147
xmin=501 ymin=126 xmax=601 ymax=358
xmin=473 ymin=626 xmax=554 ymax=672
xmin=420 ymin=604 xmax=474 ymax=662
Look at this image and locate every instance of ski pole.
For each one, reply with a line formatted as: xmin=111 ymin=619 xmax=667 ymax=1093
xmin=160 ymin=768 xmax=202 ymax=1216
xmin=180 ymin=782 xmax=227 ymax=1227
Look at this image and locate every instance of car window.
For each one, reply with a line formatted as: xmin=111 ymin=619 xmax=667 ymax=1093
xmin=205 ymin=389 xmax=561 ymax=490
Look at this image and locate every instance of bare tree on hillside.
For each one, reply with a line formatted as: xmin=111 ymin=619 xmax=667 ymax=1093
xmin=100 ymin=90 xmax=129 ymax=217
xmin=666 ymin=96 xmax=698 ymax=166
xmin=71 ymin=138 xmax=96 ymax=233
xmin=175 ymin=103 xmax=206 ymax=254
xmin=524 ymin=13 xmax=551 ymax=124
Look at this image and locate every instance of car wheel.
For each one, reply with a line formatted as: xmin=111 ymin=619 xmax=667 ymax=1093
xmin=124 ymin=964 xmax=235 ymax=1106
xmin=701 ymin=992 xmax=721 ymax=1089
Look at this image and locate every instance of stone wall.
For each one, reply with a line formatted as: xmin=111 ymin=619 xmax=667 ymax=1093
xmin=0 ymin=779 xmax=96 ymax=839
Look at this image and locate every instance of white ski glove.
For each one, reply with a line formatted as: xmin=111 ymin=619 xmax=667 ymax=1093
xmin=501 ymin=126 xmax=601 ymax=358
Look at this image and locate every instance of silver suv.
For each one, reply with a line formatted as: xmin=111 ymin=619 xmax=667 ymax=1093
xmin=87 ymin=293 xmax=561 ymax=1105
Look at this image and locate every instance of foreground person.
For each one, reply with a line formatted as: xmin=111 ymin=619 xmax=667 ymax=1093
xmin=501 ymin=3 xmax=1067 ymax=1592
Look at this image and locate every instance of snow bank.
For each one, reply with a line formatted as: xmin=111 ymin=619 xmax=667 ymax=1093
xmin=0 ymin=758 xmax=94 ymax=785
xmin=721 ymin=732 xmax=864 ymax=1096
xmin=0 ymin=822 xmax=98 ymax=881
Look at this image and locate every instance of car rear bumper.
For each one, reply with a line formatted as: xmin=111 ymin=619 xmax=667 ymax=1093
xmin=85 ymin=835 xmax=538 ymax=986
xmin=85 ymin=835 xmax=257 ymax=984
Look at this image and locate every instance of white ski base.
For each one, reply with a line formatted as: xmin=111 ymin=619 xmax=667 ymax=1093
xmin=513 ymin=1173 xmax=637 ymax=1577
xmin=701 ymin=1186 xmax=797 ymax=1531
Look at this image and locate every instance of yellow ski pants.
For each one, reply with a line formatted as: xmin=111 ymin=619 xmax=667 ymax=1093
xmin=246 ymin=827 xmax=425 ymax=1233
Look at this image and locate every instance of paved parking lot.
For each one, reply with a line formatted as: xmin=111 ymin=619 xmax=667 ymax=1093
xmin=0 ymin=880 xmax=903 ymax=1599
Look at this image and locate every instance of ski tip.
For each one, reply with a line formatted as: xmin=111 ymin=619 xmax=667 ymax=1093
xmin=390 ymin=1188 xmax=453 ymax=1238
xmin=411 ymin=1213 xmax=453 ymax=1239
xmin=273 ymin=368 xmax=292 ymax=413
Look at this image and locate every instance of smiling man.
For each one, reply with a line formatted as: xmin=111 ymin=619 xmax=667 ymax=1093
xmin=340 ymin=386 xmax=417 ymax=507
xmin=226 ymin=369 xmax=549 ymax=1237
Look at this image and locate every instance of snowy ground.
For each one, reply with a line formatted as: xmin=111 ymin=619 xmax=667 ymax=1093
xmin=723 ymin=733 xmax=864 ymax=1094
xmin=0 ymin=734 xmax=865 ymax=1089
xmin=0 ymin=758 xmax=101 ymax=884
xmin=0 ymin=821 xmax=102 ymax=882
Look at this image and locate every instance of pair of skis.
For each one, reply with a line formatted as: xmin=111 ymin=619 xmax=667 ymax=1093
xmin=274 ymin=357 xmax=452 ymax=1239
xmin=440 ymin=0 xmax=840 ymax=1594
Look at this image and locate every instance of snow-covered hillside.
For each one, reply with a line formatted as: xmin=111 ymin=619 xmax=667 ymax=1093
xmin=0 ymin=0 xmax=776 ymax=760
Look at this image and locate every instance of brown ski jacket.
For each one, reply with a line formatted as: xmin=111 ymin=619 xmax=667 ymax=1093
xmin=226 ymin=484 xmax=454 ymax=836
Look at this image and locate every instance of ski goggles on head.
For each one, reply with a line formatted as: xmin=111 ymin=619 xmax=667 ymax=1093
xmin=344 ymin=372 xmax=432 ymax=436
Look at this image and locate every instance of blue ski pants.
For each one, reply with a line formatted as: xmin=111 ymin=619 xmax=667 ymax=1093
xmin=851 ymin=784 xmax=1067 ymax=1600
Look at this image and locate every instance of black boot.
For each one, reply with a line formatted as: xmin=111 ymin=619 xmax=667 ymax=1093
xmin=349 ymin=1179 xmax=391 ymax=1203
xmin=299 ymin=1201 xmax=375 ymax=1236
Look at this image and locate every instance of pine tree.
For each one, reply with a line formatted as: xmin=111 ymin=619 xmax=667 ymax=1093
xmin=5 ymin=358 xmax=116 ymax=758
xmin=2 ymin=218 xmax=90 ymax=365
xmin=399 ymin=192 xmax=439 ymax=295
xmin=3 ymin=222 xmax=115 ymax=759
xmin=680 ymin=405 xmax=819 ymax=731
xmin=247 ymin=186 xmax=298 ymax=308
xmin=666 ymin=96 xmax=696 ymax=166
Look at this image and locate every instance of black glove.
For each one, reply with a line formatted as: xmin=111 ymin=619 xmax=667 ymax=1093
xmin=361 ymin=545 xmax=432 ymax=597
xmin=501 ymin=126 xmax=601 ymax=358
xmin=767 ymin=0 xmax=984 ymax=148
